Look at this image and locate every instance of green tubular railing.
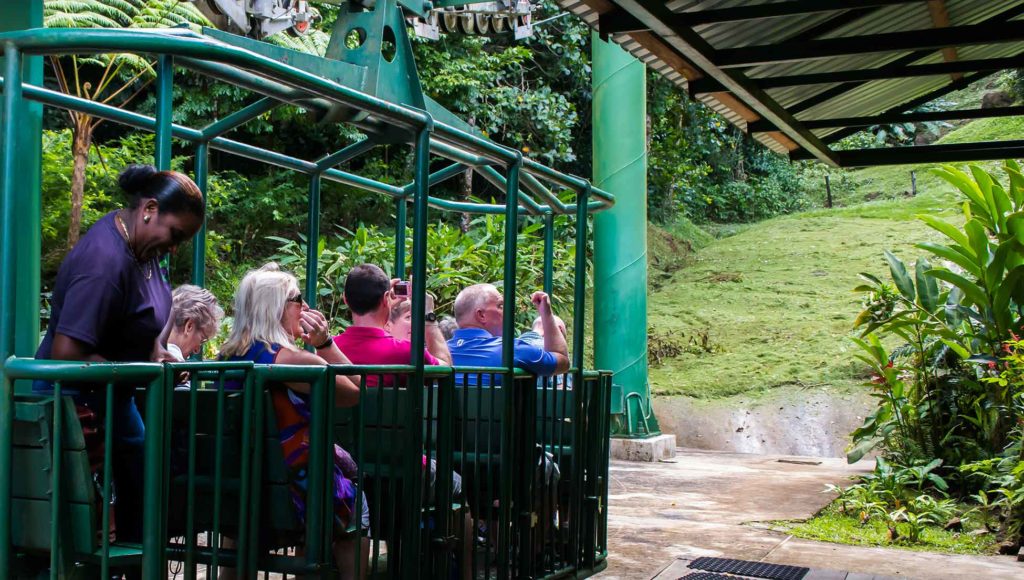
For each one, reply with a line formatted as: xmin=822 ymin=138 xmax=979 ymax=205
xmin=0 ymin=358 xmax=609 ymax=578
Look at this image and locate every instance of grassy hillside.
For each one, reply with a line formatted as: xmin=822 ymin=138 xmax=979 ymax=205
xmin=648 ymin=118 xmax=1021 ymax=399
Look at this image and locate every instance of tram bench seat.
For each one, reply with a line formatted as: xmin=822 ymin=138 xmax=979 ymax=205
xmin=451 ymin=382 xmax=575 ymax=510
xmin=11 ymin=396 xmax=144 ymax=568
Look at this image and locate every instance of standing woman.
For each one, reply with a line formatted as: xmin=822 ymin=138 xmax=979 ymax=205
xmin=34 ymin=164 xmax=204 ymax=543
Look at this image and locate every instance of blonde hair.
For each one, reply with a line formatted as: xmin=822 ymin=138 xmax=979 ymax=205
xmin=218 ymin=263 xmax=301 ymax=358
xmin=172 ymin=285 xmax=224 ymax=337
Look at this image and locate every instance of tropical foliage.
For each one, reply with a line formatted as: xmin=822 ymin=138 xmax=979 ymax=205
xmin=844 ymin=161 xmax=1024 ymax=547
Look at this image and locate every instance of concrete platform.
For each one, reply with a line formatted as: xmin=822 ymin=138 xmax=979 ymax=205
xmin=597 ymin=448 xmax=1024 ymax=580
xmin=610 ymin=434 xmax=678 ymax=462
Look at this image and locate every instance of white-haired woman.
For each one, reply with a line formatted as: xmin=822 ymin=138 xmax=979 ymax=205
xmin=168 ymin=284 xmax=224 ymax=361
xmin=219 ymin=264 xmax=367 ymax=577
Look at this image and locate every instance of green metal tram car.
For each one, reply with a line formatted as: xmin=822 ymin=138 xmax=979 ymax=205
xmin=0 ymin=3 xmax=614 ymax=578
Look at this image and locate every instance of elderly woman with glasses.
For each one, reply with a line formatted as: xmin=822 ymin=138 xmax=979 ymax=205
xmin=167 ymin=284 xmax=224 ymax=361
xmin=219 ymin=263 xmax=367 ymax=577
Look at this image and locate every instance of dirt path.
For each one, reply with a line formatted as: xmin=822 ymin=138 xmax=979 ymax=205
xmin=598 ymin=449 xmax=1024 ymax=580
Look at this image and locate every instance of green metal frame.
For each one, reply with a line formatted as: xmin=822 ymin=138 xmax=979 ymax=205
xmin=0 ymin=18 xmax=614 ymax=580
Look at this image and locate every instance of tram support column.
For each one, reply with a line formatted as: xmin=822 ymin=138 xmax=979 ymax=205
xmin=0 ymin=2 xmax=43 ymax=372
xmin=592 ymin=33 xmax=675 ymax=459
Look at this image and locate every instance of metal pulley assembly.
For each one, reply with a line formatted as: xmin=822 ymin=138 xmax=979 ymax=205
xmin=192 ymin=0 xmax=320 ymax=38
xmin=428 ymin=1 xmax=534 ymax=39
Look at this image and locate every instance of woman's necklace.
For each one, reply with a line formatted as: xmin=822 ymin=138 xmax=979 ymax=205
xmin=117 ymin=211 xmax=153 ymax=280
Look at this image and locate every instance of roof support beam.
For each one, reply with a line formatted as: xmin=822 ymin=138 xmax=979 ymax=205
xmin=816 ymin=68 xmax=998 ymax=145
xmin=617 ymin=0 xmax=839 ymax=164
xmin=716 ymin=21 xmax=1024 ymax=67
xmin=598 ymin=7 xmax=650 ymax=39
xmin=830 ymin=140 xmax=1024 ymax=167
xmin=750 ymin=105 xmax=1024 ymax=132
xmin=690 ymin=55 xmax=1024 ymax=94
xmin=784 ymin=3 xmax=1024 ymax=114
xmin=670 ymin=0 xmax=921 ymax=26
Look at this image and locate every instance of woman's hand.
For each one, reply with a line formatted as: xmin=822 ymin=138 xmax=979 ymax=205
xmin=299 ymin=308 xmax=331 ymax=348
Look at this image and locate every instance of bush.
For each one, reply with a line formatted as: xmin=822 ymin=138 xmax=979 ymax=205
xmin=846 ymin=160 xmax=1024 ymax=543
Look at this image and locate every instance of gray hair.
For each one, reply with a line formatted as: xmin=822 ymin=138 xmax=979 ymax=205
xmin=438 ymin=315 xmax=458 ymax=341
xmin=171 ymin=285 xmax=224 ymax=336
xmin=218 ymin=263 xmax=301 ymax=358
xmin=453 ymin=283 xmax=499 ymax=325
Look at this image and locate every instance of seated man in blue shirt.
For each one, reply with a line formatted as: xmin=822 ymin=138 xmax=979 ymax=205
xmin=448 ymin=283 xmax=569 ymax=385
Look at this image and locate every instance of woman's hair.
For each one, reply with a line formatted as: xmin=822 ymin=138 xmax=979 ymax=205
xmin=388 ymin=299 xmax=411 ymax=323
xmin=218 ymin=263 xmax=300 ymax=358
xmin=119 ymin=164 xmax=205 ymax=219
xmin=171 ymin=285 xmax=224 ymax=337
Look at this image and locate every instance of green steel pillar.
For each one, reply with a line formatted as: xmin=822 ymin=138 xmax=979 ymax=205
xmin=592 ymin=33 xmax=659 ymax=437
xmin=0 ymin=2 xmax=43 ymax=363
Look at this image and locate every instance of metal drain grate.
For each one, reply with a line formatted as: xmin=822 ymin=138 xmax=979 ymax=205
xmin=680 ymin=573 xmax=738 ymax=580
xmin=688 ymin=557 xmax=809 ymax=580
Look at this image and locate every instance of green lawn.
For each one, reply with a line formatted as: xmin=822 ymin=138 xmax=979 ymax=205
xmin=647 ymin=117 xmax=1022 ymax=399
xmin=774 ymin=504 xmax=998 ymax=556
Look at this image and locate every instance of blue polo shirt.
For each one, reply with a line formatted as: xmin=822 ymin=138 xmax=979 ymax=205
xmin=448 ymin=328 xmax=558 ymax=385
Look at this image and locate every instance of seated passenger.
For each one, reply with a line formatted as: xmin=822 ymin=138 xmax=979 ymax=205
xmin=333 ymin=264 xmax=451 ymax=383
xmin=447 ymin=284 xmax=569 ymax=385
xmin=167 ymin=284 xmax=224 ymax=361
xmin=333 ymin=265 xmax=470 ymax=579
xmin=218 ymin=263 xmax=368 ymax=577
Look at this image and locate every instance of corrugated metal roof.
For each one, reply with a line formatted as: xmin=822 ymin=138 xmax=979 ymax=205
xmin=557 ymin=0 xmax=1024 ymax=164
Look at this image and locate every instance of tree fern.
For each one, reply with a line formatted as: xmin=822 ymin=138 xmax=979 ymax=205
xmin=267 ymin=29 xmax=331 ymax=56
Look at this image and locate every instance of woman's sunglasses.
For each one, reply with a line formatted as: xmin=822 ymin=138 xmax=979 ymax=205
xmin=286 ymin=293 xmax=304 ymax=305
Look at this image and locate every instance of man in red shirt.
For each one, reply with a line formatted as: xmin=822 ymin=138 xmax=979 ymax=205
xmin=333 ymin=264 xmax=451 ymax=386
xmin=333 ymin=264 xmax=470 ymax=578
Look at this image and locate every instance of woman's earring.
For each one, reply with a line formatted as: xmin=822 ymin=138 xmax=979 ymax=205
xmin=143 ymin=215 xmax=151 ymax=224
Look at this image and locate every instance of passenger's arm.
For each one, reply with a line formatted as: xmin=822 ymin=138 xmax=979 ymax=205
xmin=51 ymin=334 xmax=107 ymax=363
xmin=277 ymin=347 xmax=361 ymax=407
xmin=291 ymin=309 xmax=361 ymax=407
xmin=532 ymin=291 xmax=569 ymax=375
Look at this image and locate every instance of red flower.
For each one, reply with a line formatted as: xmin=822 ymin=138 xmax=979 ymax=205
xmin=886 ymin=361 xmax=894 ymax=368
xmin=988 ymin=361 xmax=997 ymax=370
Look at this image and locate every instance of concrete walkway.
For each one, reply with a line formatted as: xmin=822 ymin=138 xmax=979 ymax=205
xmin=597 ymin=449 xmax=1024 ymax=580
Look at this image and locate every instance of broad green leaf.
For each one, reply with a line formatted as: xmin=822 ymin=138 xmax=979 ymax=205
xmin=933 ymin=166 xmax=987 ymax=216
xmin=993 ymin=265 xmax=1024 ymax=316
xmin=916 ymin=242 xmax=982 ymax=279
xmin=970 ymin=165 xmax=999 ymax=228
xmin=964 ymin=219 xmax=991 ymax=269
xmin=1005 ymin=163 xmax=1024 ymax=206
xmin=940 ymin=339 xmax=970 ymax=360
xmin=883 ymin=250 xmax=915 ymax=302
xmin=914 ymin=258 xmax=938 ymax=312
xmin=926 ymin=269 xmax=988 ymax=307
xmin=917 ymin=214 xmax=972 ymax=253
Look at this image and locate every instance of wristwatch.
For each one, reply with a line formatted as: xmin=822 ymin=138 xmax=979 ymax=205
xmin=424 ymin=312 xmax=438 ymax=323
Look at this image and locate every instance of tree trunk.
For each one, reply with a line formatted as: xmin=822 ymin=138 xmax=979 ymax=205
xmin=459 ymin=166 xmax=473 ymax=233
xmin=67 ymin=117 xmax=93 ymax=248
